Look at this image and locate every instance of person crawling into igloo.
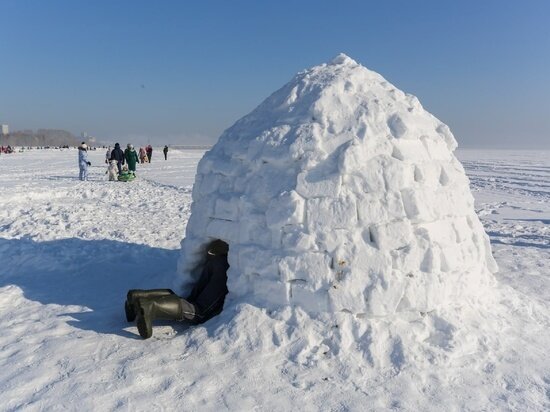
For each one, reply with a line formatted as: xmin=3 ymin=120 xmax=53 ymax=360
xmin=125 ymin=239 xmax=229 ymax=339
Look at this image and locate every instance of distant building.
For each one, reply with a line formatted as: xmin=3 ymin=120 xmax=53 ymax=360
xmin=1 ymin=124 xmax=8 ymax=135
xmin=81 ymin=132 xmax=88 ymax=139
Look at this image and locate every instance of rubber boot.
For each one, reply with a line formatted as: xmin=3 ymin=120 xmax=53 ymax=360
xmin=125 ymin=289 xmax=175 ymax=322
xmin=135 ymin=295 xmax=184 ymax=339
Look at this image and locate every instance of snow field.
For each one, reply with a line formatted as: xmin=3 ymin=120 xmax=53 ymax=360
xmin=0 ymin=148 xmax=548 ymax=410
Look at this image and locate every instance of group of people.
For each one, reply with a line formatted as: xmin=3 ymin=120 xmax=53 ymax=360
xmin=0 ymin=145 xmax=14 ymax=154
xmin=106 ymin=143 xmax=139 ymax=175
xmin=78 ymin=143 xmax=170 ymax=181
xmin=135 ymin=145 xmax=169 ymax=162
xmin=138 ymin=145 xmax=154 ymax=164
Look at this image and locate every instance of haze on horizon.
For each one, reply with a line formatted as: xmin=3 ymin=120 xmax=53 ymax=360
xmin=1 ymin=0 xmax=549 ymax=148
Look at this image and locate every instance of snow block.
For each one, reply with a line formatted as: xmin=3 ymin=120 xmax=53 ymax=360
xmin=401 ymin=188 xmax=438 ymax=221
xmin=365 ymin=271 xmax=406 ymax=316
xmin=289 ymin=283 xmax=330 ymax=312
xmin=421 ymin=135 xmax=453 ymax=161
xmin=278 ymin=252 xmax=332 ymax=289
xmin=196 ymin=173 xmax=225 ymax=197
xmin=383 ymin=157 xmax=415 ymax=191
xmin=315 ymin=229 xmax=356 ymax=254
xmin=213 ymin=196 xmax=240 ymax=221
xmin=281 ymin=227 xmax=317 ymax=251
xmin=371 ymin=220 xmax=413 ymax=250
xmin=238 ymin=246 xmax=279 ymax=279
xmin=306 ymin=196 xmax=357 ymax=231
xmin=387 ymin=114 xmax=409 ymax=139
xmin=250 ymin=278 xmax=289 ymax=307
xmin=328 ymin=283 xmax=367 ymax=314
xmin=357 ymin=192 xmax=406 ymax=224
xmin=361 ymin=157 xmax=387 ymax=192
xmin=205 ymin=219 xmax=240 ymax=243
xmin=266 ymin=191 xmax=305 ymax=229
xmin=391 ymin=139 xmax=431 ymax=162
xmin=338 ymin=140 xmax=366 ymax=174
xmin=238 ymin=213 xmax=271 ymax=247
xmin=296 ymin=171 xmax=341 ymax=199
xmin=390 ymin=244 xmax=423 ymax=273
xmin=416 ymin=220 xmax=457 ymax=246
xmin=439 ymin=245 xmax=463 ymax=272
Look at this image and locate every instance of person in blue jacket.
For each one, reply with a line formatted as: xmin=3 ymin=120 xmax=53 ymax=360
xmin=78 ymin=142 xmax=91 ymax=181
xmin=110 ymin=142 xmax=125 ymax=175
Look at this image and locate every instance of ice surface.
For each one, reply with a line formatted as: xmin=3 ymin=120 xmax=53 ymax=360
xmin=178 ymin=54 xmax=496 ymax=317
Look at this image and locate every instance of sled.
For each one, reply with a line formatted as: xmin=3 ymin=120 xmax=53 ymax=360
xmin=118 ymin=171 xmax=136 ymax=182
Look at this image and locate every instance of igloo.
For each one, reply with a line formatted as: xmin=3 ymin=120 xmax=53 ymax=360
xmin=177 ymin=54 xmax=497 ymax=317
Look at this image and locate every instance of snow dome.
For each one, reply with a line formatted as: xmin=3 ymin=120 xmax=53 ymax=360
xmin=177 ymin=54 xmax=497 ymax=317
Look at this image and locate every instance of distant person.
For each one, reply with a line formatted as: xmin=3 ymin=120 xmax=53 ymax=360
xmin=146 ymin=145 xmax=153 ymax=163
xmin=139 ymin=147 xmax=148 ymax=164
xmin=124 ymin=144 xmax=139 ymax=173
xmin=125 ymin=239 xmax=229 ymax=339
xmin=105 ymin=146 xmax=111 ymax=164
xmin=163 ymin=145 xmax=168 ymax=160
xmin=78 ymin=142 xmax=91 ymax=181
xmin=110 ymin=143 xmax=125 ymax=175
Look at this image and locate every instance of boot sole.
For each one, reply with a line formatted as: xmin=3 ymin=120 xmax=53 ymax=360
xmin=136 ymin=307 xmax=153 ymax=339
xmin=125 ymin=300 xmax=136 ymax=322
xmin=125 ymin=289 xmax=175 ymax=322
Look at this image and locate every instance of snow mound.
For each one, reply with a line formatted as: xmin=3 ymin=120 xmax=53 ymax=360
xmin=177 ymin=54 xmax=497 ymax=317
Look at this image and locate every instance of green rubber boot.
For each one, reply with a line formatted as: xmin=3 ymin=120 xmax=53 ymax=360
xmin=135 ymin=295 xmax=184 ymax=339
xmin=125 ymin=289 xmax=175 ymax=322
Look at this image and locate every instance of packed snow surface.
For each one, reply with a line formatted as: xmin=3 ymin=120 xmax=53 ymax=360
xmin=179 ymin=55 xmax=497 ymax=319
xmin=0 ymin=148 xmax=548 ymax=411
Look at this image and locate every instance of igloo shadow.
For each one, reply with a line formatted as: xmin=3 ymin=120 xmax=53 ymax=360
xmin=177 ymin=54 xmax=498 ymax=319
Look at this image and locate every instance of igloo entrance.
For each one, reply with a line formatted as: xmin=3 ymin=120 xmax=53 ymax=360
xmin=177 ymin=54 xmax=497 ymax=318
xmin=186 ymin=239 xmax=230 ymax=316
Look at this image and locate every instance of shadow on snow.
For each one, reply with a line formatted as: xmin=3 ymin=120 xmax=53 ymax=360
xmin=487 ymin=231 xmax=550 ymax=250
xmin=0 ymin=237 xmax=181 ymax=339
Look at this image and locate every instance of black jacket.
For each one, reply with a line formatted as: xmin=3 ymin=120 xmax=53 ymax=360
xmin=187 ymin=254 xmax=229 ymax=322
xmin=110 ymin=145 xmax=125 ymax=163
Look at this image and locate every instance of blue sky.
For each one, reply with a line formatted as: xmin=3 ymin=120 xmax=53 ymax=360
xmin=1 ymin=0 xmax=549 ymax=147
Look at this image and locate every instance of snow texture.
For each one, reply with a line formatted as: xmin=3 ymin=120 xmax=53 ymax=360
xmin=0 ymin=148 xmax=549 ymax=410
xmin=178 ymin=54 xmax=497 ymax=318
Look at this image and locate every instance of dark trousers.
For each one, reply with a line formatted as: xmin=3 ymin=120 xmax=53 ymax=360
xmin=179 ymin=298 xmax=199 ymax=322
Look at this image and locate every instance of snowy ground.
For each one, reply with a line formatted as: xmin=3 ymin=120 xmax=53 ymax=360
xmin=0 ymin=148 xmax=548 ymax=411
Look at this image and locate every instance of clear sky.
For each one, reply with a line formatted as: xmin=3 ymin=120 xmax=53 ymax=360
xmin=1 ymin=0 xmax=549 ymax=148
